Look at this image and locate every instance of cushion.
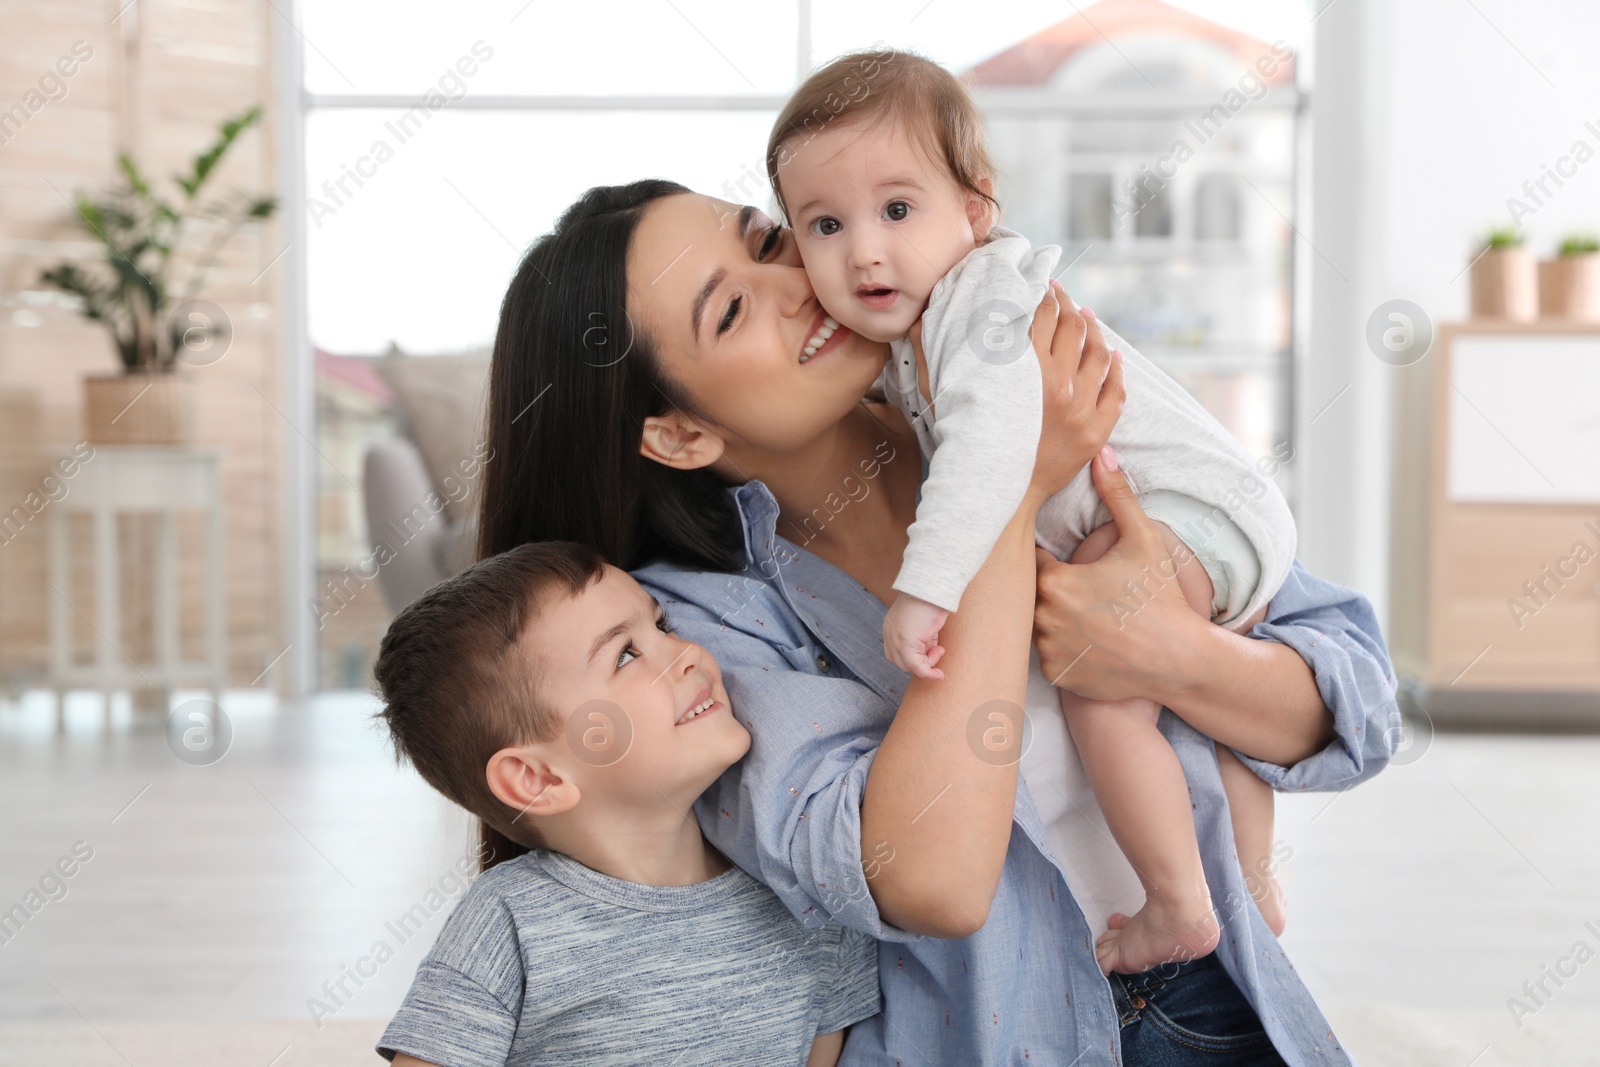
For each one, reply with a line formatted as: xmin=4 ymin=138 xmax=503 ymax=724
xmin=375 ymin=348 xmax=491 ymax=526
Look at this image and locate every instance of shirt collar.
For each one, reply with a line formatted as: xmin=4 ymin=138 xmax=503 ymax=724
xmin=728 ymin=480 xmax=911 ymax=705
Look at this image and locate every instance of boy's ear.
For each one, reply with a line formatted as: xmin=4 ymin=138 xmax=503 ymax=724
xmin=967 ymin=177 xmax=996 ymax=243
xmin=486 ymin=745 xmax=579 ymax=821
xmin=640 ymin=411 xmax=726 ymax=471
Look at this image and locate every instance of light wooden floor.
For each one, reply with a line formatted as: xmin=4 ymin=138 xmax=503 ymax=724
xmin=1 ymin=691 xmax=1596 ymax=1066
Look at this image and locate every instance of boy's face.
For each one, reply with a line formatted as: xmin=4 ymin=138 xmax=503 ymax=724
xmin=520 ymin=566 xmax=749 ymax=809
xmin=778 ymin=117 xmax=988 ymax=343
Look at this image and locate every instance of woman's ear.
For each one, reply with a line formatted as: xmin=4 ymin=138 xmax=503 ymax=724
xmin=486 ymin=745 xmax=579 ymax=821
xmin=967 ymin=177 xmax=996 ymax=243
xmin=640 ymin=410 xmax=726 ymax=471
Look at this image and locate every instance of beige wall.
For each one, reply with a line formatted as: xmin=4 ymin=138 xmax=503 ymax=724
xmin=0 ymin=0 xmax=285 ymax=690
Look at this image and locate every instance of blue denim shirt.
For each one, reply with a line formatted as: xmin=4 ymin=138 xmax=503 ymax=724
xmin=634 ymin=479 xmax=1397 ymax=1067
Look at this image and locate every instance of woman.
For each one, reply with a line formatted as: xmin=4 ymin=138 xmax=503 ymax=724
xmin=476 ymin=179 xmax=1396 ymax=1066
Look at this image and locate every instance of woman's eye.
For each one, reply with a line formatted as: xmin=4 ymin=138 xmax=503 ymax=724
xmin=717 ymin=295 xmax=741 ymax=336
xmin=811 ymin=217 xmax=840 ymax=237
xmin=884 ymin=201 xmax=909 ymax=222
xmin=757 ymin=225 xmax=782 ymax=260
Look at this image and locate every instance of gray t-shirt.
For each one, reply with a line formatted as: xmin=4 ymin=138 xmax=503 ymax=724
xmin=377 ymin=849 xmax=880 ymax=1066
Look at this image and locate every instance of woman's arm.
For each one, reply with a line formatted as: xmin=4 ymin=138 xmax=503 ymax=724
xmin=863 ymin=288 xmax=1125 ymax=938
xmin=1034 ymin=453 xmax=1392 ymax=771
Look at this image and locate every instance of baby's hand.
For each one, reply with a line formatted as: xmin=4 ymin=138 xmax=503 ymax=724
xmin=882 ymin=594 xmax=950 ymax=680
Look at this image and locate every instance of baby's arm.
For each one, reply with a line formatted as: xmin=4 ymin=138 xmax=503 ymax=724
xmin=882 ymin=592 xmax=949 ymax=679
xmin=888 ymin=238 xmax=1055 ymax=616
xmin=805 ymin=1030 xmax=846 ymax=1067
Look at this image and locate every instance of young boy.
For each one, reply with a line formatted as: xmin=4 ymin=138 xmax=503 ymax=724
xmin=371 ymin=541 xmax=880 ymax=1066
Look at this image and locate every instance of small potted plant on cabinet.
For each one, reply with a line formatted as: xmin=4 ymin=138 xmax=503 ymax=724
xmin=40 ymin=107 xmax=277 ymax=444
xmin=1539 ymin=234 xmax=1600 ymax=321
xmin=1469 ymin=227 xmax=1537 ymax=321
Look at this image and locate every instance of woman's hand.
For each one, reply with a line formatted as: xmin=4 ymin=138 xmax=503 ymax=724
xmin=1034 ymin=450 xmax=1337 ymax=766
xmin=1033 ymin=448 xmax=1206 ymax=703
xmin=1027 ymin=283 xmax=1125 ymax=506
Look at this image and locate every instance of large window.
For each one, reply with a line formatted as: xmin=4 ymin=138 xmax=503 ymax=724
xmin=294 ymin=0 xmax=1312 ymax=687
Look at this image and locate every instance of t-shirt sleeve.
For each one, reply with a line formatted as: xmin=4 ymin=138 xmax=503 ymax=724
xmin=815 ymin=926 xmax=882 ymax=1035
xmin=377 ymin=882 xmax=525 ymax=1065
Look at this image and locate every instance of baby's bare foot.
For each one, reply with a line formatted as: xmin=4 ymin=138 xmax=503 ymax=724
xmin=1094 ymin=894 xmax=1220 ymax=975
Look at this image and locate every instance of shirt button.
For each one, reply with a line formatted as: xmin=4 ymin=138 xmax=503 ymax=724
xmin=816 ymin=654 xmax=832 ymax=673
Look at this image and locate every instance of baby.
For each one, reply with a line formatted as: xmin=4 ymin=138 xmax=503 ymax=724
xmin=768 ymin=50 xmax=1294 ymax=975
xmin=371 ymin=541 xmax=879 ymax=1065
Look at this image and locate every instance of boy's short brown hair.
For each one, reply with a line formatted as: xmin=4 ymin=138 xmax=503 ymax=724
xmin=766 ymin=48 xmax=997 ymax=224
xmin=373 ymin=541 xmax=606 ymax=867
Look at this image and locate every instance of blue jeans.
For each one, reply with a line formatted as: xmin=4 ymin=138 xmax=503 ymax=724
xmin=1113 ymin=953 xmax=1288 ymax=1066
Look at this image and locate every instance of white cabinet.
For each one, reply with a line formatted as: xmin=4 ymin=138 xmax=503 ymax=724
xmin=1447 ymin=335 xmax=1600 ymax=504
xmin=1392 ymin=324 xmax=1600 ymax=692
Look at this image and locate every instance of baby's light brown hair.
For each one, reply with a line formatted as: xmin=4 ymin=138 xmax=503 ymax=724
xmin=766 ymin=48 xmax=998 ymax=226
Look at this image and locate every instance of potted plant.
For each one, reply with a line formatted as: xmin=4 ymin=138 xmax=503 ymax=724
xmin=1539 ymin=234 xmax=1600 ymax=321
xmin=40 ymin=107 xmax=276 ymax=444
xmin=1469 ymin=227 xmax=1537 ymax=321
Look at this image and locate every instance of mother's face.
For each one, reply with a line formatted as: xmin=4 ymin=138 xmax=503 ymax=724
xmin=627 ymin=193 xmax=889 ymax=467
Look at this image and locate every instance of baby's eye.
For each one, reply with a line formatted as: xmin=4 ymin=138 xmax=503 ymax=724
xmin=884 ymin=201 xmax=910 ymax=222
xmin=810 ymin=217 xmax=841 ymax=237
xmin=656 ymin=614 xmax=673 ymax=634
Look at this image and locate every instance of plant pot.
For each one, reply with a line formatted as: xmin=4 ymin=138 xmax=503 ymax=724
xmin=1538 ymin=253 xmax=1600 ymax=321
xmin=83 ymin=372 xmax=197 ymax=445
xmin=1469 ymin=246 xmax=1537 ymax=321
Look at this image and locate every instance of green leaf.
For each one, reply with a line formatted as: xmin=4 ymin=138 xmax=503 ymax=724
xmin=1483 ymin=227 xmax=1523 ymax=250
xmin=118 ymin=153 xmax=152 ymax=199
xmin=176 ymin=106 xmax=263 ymax=198
xmin=1559 ymin=233 xmax=1600 ymax=256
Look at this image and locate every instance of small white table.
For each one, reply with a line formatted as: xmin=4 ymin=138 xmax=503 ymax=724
xmin=47 ymin=446 xmax=226 ymax=722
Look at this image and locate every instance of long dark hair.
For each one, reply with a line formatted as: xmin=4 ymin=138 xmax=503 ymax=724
xmin=476 ymin=180 xmax=744 ymax=574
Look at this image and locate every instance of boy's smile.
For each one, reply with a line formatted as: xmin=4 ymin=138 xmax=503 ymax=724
xmin=518 ymin=565 xmax=749 ymax=809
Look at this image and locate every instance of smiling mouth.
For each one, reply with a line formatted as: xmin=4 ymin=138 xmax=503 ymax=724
xmin=800 ymin=314 xmax=839 ymax=363
xmin=676 ymin=696 xmax=721 ymax=725
xmin=676 ymin=684 xmax=722 ymax=725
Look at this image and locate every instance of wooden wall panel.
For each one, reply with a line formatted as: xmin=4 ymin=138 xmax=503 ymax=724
xmin=0 ymin=0 xmax=286 ymax=691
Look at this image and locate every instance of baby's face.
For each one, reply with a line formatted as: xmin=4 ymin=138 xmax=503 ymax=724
xmin=520 ymin=566 xmax=748 ymax=809
xmin=778 ymin=119 xmax=987 ymax=343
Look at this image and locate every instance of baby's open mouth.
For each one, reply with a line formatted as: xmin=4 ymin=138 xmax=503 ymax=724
xmin=855 ymin=286 xmax=898 ymax=310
